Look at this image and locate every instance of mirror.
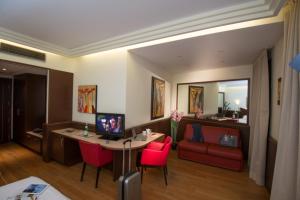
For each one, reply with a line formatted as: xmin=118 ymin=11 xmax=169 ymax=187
xmin=177 ymin=79 xmax=249 ymax=124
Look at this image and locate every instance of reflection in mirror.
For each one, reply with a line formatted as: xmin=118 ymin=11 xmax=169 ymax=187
xmin=177 ymin=79 xmax=249 ymax=124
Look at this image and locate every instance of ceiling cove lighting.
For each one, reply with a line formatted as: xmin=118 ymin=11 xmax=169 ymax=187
xmin=84 ymin=12 xmax=283 ymax=57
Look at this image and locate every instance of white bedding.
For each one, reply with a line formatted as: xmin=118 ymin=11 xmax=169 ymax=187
xmin=0 ymin=176 xmax=70 ymax=200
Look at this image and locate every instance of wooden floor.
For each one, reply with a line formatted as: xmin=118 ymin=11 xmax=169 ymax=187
xmin=0 ymin=143 xmax=268 ymax=200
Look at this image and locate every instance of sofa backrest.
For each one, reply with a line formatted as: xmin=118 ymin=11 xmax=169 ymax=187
xmin=201 ymin=126 xmax=240 ymax=145
xmin=183 ymin=124 xmax=241 ymax=146
xmin=183 ymin=124 xmax=194 ymax=141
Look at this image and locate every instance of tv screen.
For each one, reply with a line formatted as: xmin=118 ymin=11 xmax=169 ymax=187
xmin=95 ymin=113 xmax=125 ymax=138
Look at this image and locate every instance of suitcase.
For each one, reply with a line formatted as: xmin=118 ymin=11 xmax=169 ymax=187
xmin=117 ymin=139 xmax=141 ymax=200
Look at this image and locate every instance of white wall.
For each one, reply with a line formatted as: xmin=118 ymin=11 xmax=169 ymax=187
xmin=177 ymin=83 xmax=218 ymax=115
xmin=126 ymin=53 xmax=171 ymax=128
xmin=171 ymin=65 xmax=253 ymax=110
xmin=72 ymin=50 xmax=128 ymax=124
xmin=270 ymin=37 xmax=283 ymax=140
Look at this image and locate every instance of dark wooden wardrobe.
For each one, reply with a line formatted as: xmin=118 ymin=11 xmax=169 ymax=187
xmin=13 ymin=73 xmax=47 ymax=153
xmin=0 ymin=78 xmax=12 ymax=143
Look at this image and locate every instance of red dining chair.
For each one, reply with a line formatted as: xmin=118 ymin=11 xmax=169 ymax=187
xmin=146 ymin=136 xmax=172 ymax=151
xmin=140 ymin=138 xmax=172 ymax=185
xmin=79 ymin=141 xmax=113 ymax=188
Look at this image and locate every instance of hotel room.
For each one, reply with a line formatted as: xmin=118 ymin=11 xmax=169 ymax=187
xmin=0 ymin=0 xmax=299 ymax=199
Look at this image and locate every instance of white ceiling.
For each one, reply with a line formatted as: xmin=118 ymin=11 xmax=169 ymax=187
xmin=0 ymin=0 xmax=285 ymax=56
xmin=130 ymin=22 xmax=283 ymax=73
xmin=0 ymin=0 xmax=254 ymax=49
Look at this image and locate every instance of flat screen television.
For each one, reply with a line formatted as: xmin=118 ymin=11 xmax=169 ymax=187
xmin=95 ymin=113 xmax=125 ymax=140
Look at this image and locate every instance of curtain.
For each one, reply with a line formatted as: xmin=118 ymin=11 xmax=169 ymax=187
xmin=271 ymin=1 xmax=300 ymax=199
xmin=249 ymin=50 xmax=270 ymax=185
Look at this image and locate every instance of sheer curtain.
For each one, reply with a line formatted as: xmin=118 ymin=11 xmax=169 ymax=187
xmin=271 ymin=0 xmax=300 ymax=199
xmin=249 ymin=50 xmax=269 ymax=185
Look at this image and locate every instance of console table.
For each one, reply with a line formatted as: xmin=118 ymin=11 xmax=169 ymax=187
xmin=51 ymin=128 xmax=164 ymax=180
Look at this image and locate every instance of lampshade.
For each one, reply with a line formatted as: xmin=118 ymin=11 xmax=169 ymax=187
xmin=289 ymin=53 xmax=300 ymax=72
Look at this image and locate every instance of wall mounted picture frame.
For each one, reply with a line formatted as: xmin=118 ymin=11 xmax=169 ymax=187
xmin=78 ymin=85 xmax=97 ymax=114
xmin=277 ymin=77 xmax=282 ymax=105
xmin=151 ymin=77 xmax=165 ymax=120
xmin=188 ymin=86 xmax=204 ymax=114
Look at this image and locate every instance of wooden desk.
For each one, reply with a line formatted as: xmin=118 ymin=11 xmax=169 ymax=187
xmin=52 ymin=128 xmax=164 ymax=180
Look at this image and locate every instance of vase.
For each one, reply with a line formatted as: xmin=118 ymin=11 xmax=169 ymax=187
xmin=171 ymin=120 xmax=178 ymax=150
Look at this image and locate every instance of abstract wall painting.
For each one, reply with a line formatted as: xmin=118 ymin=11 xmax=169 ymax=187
xmin=151 ymin=77 xmax=165 ymax=120
xmin=78 ymin=85 xmax=97 ymax=114
xmin=188 ymin=86 xmax=204 ymax=114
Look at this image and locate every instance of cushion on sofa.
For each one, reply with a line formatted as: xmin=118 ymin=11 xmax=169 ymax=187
xmin=184 ymin=124 xmax=194 ymax=140
xmin=201 ymin=126 xmax=240 ymax=145
xmin=207 ymin=144 xmax=243 ymax=160
xmin=178 ymin=140 xmax=208 ymax=153
xmin=191 ymin=124 xmax=204 ymax=142
xmin=219 ymin=134 xmax=238 ymax=147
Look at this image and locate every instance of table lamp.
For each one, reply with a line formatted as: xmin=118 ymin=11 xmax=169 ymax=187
xmin=234 ymin=99 xmax=240 ymax=118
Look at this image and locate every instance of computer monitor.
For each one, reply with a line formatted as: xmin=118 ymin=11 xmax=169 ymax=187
xmin=95 ymin=113 xmax=125 ymax=140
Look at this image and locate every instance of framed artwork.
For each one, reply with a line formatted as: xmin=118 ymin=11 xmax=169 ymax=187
xmin=151 ymin=77 xmax=165 ymax=120
xmin=277 ymin=77 xmax=282 ymax=105
xmin=78 ymin=85 xmax=97 ymax=114
xmin=188 ymin=86 xmax=204 ymax=114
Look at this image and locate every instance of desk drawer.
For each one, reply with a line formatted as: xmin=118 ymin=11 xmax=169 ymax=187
xmin=23 ymin=133 xmax=42 ymax=154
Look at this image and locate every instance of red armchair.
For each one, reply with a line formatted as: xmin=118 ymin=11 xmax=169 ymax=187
xmin=79 ymin=141 xmax=113 ymax=188
xmin=146 ymin=136 xmax=172 ymax=151
xmin=140 ymin=137 xmax=172 ymax=185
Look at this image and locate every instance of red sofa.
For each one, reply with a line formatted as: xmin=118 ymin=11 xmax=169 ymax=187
xmin=178 ymin=124 xmax=244 ymax=171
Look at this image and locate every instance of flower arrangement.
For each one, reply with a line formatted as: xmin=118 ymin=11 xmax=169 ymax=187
xmin=195 ymin=107 xmax=203 ymax=119
xmin=171 ymin=110 xmax=183 ymax=122
xmin=170 ymin=110 xmax=183 ymax=149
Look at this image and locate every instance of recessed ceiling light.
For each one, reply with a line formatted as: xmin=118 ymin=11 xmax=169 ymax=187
xmin=2 ymin=68 xmax=7 ymax=71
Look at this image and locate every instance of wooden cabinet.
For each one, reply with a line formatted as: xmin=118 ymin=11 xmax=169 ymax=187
xmin=23 ymin=133 xmax=42 ymax=153
xmin=50 ymin=132 xmax=82 ymax=165
xmin=13 ymin=73 xmax=46 ymax=154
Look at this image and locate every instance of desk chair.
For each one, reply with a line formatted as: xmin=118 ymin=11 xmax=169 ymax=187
xmin=146 ymin=136 xmax=172 ymax=150
xmin=79 ymin=141 xmax=113 ymax=188
xmin=140 ymin=138 xmax=172 ymax=186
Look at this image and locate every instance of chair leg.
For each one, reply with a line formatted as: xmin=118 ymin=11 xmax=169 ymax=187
xmin=141 ymin=166 xmax=144 ymax=184
xmin=166 ymin=165 xmax=168 ymax=176
xmin=80 ymin=162 xmax=86 ymax=182
xmin=163 ymin=166 xmax=168 ymax=186
xmin=95 ymin=167 xmax=101 ymax=188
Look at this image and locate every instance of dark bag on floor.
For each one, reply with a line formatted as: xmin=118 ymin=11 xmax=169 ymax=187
xmin=117 ymin=139 xmax=141 ymax=200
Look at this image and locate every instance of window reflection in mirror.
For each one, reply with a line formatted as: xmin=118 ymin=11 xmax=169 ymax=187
xmin=177 ymin=79 xmax=249 ymax=124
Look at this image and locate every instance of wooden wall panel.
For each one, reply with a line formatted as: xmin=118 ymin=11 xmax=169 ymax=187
xmin=125 ymin=118 xmax=171 ymax=138
xmin=48 ymin=70 xmax=73 ymax=123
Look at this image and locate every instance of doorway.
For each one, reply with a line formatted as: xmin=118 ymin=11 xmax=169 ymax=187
xmin=0 ymin=77 xmax=12 ymax=143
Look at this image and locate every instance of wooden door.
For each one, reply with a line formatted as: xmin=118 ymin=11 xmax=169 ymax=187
xmin=0 ymin=78 xmax=12 ymax=143
xmin=13 ymin=78 xmax=26 ymax=143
